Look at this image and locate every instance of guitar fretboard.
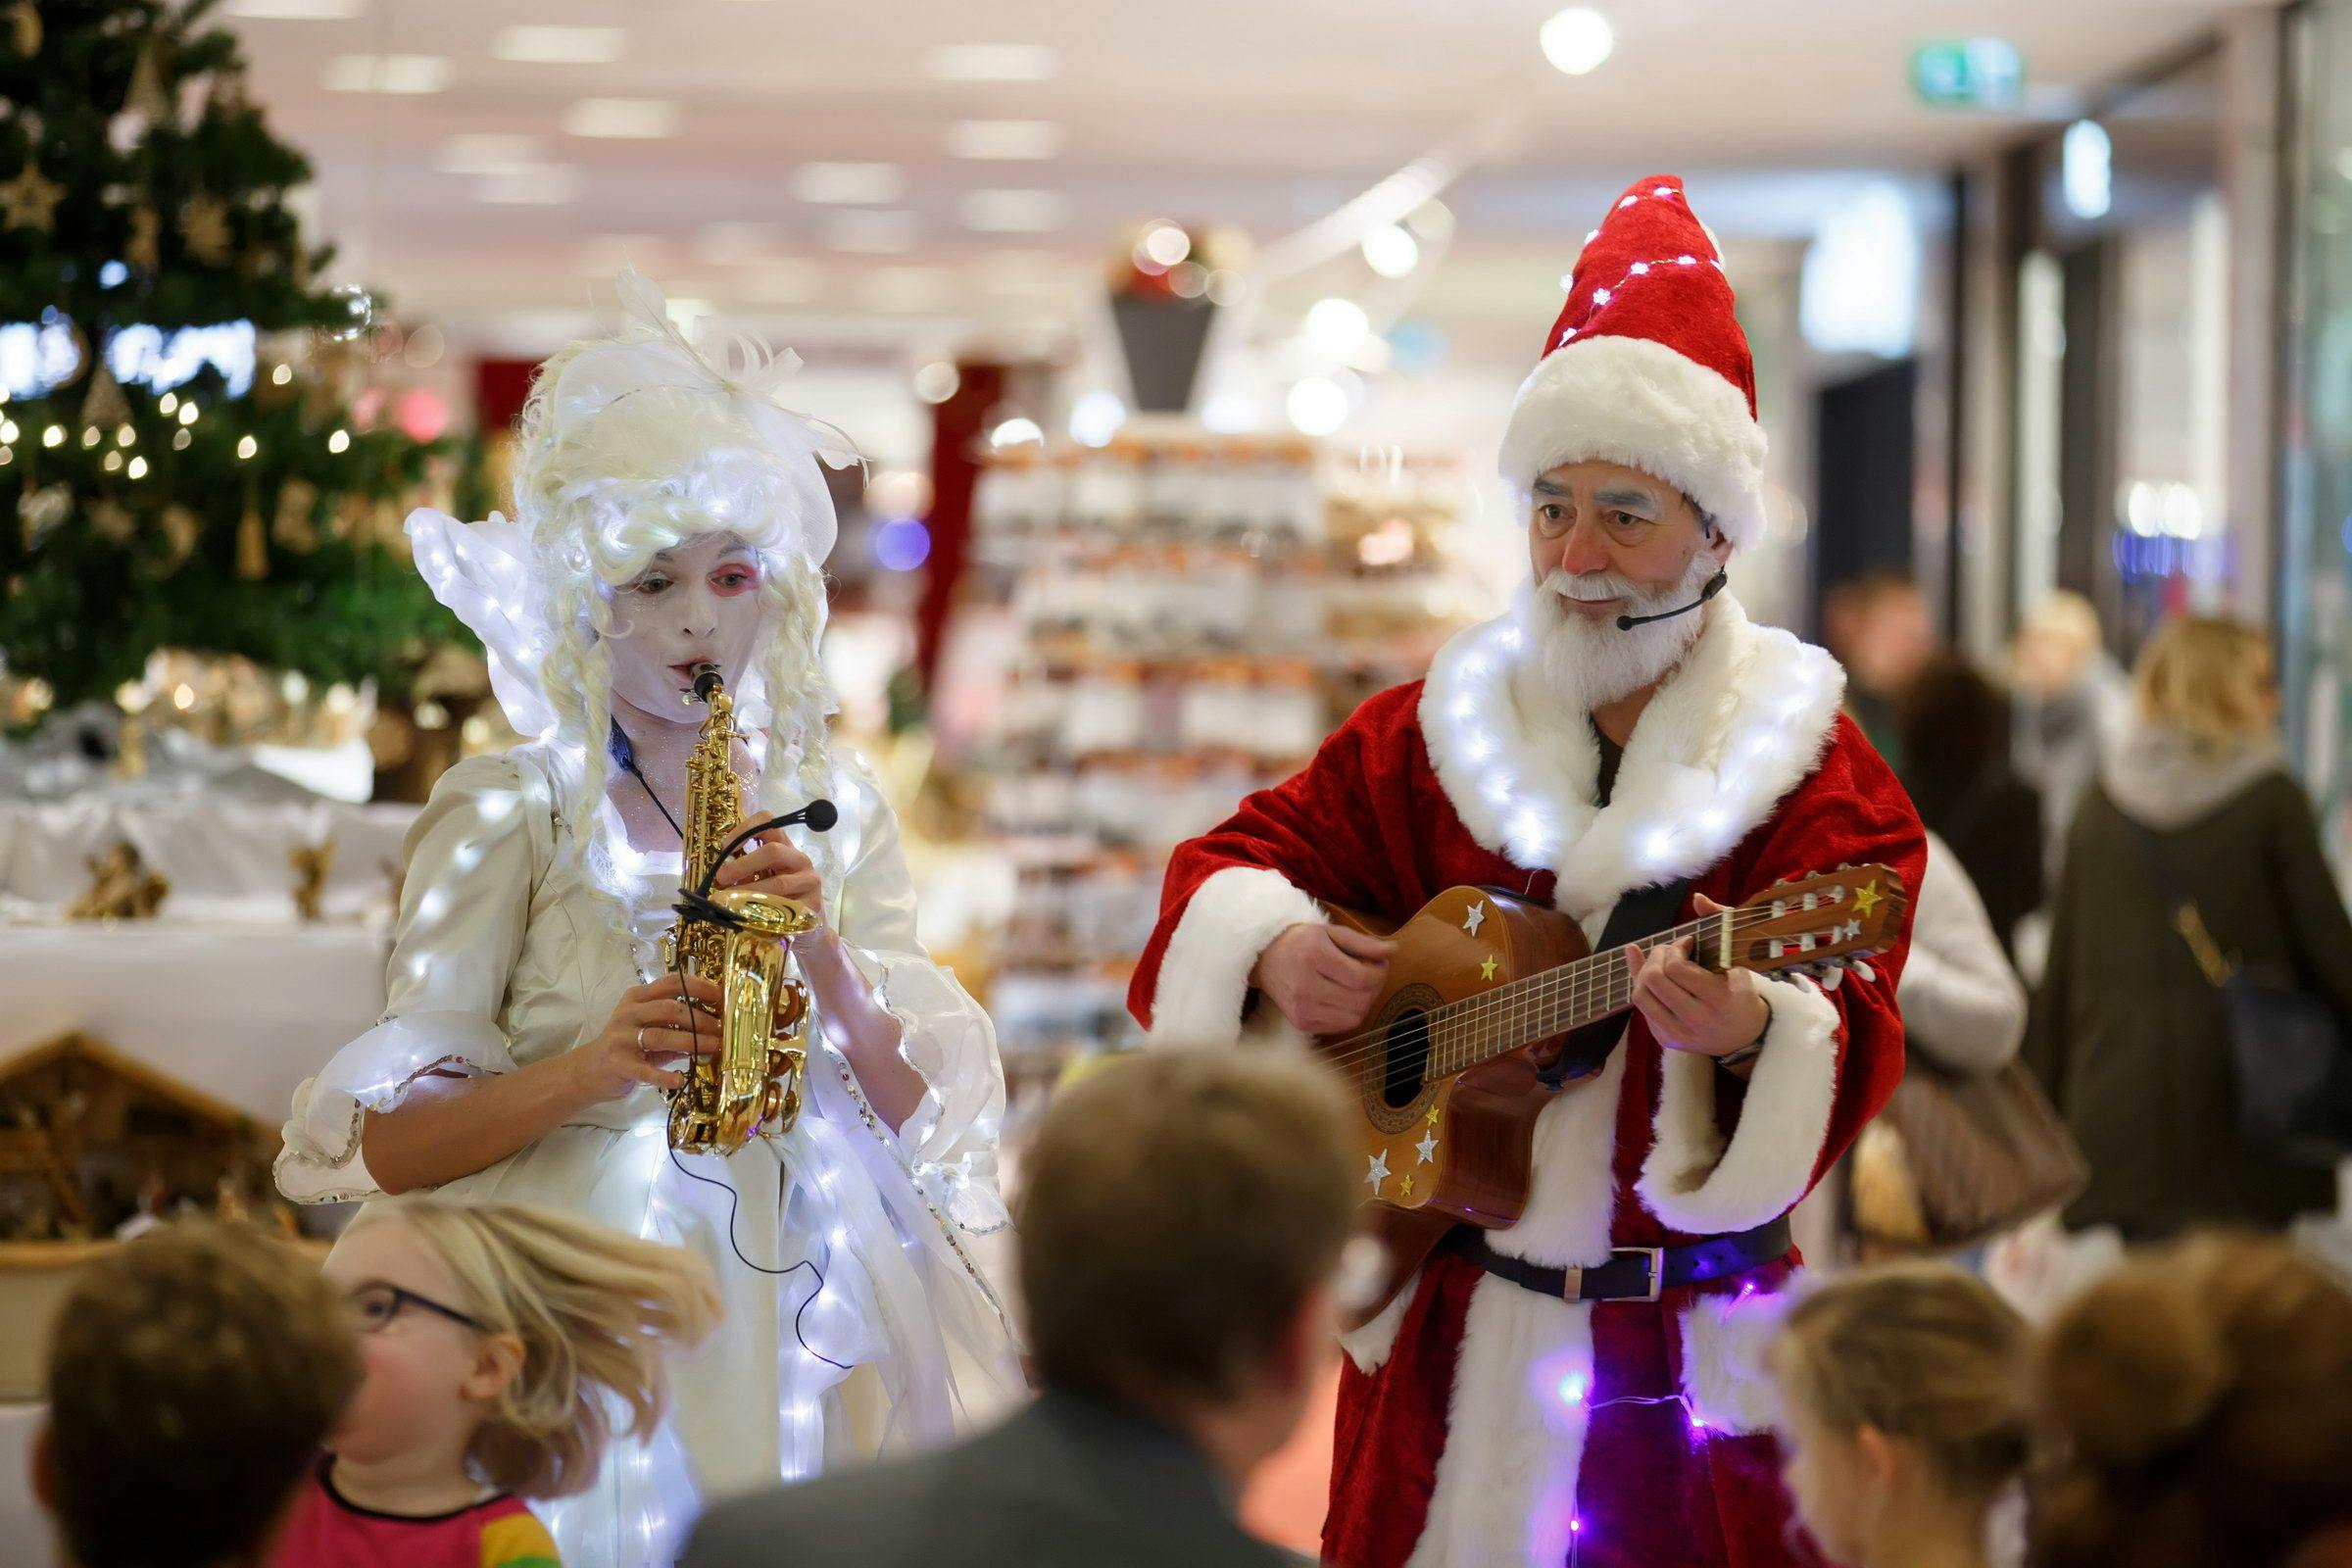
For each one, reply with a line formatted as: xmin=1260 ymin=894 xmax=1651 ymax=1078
xmin=1423 ymin=910 xmax=1731 ymax=1078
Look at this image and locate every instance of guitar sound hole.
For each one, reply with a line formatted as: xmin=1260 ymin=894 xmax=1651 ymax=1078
xmin=1382 ymin=1009 xmax=1431 ymax=1111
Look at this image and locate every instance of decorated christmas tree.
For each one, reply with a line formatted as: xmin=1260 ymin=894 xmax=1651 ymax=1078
xmin=0 ymin=0 xmax=459 ymax=717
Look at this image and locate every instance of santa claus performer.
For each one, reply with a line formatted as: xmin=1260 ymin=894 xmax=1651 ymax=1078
xmin=1127 ymin=175 xmax=1925 ymax=1568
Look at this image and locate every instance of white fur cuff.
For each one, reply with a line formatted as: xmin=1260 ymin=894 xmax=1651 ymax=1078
xmin=1636 ymin=973 xmax=1841 ymax=1235
xmin=1144 ymin=866 xmax=1325 ymax=1047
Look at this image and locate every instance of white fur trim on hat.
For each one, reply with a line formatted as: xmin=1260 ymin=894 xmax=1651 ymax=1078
xmin=1498 ymin=333 xmax=1768 ymax=552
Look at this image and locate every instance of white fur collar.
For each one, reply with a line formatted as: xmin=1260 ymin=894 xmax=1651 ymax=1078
xmin=1418 ymin=592 xmax=1845 ymax=920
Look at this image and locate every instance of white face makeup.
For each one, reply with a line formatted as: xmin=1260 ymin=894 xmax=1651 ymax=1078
xmin=605 ymin=531 xmax=768 ymax=725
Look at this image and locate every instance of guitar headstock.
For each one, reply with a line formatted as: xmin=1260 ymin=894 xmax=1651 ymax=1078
xmin=1724 ymin=863 xmax=1906 ymax=984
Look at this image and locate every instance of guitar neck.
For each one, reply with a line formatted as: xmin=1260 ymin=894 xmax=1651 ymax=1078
xmin=1430 ymin=910 xmax=1730 ymax=1077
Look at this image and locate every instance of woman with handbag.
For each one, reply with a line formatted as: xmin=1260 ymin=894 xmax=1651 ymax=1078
xmin=2025 ymin=615 xmax=2352 ymax=1240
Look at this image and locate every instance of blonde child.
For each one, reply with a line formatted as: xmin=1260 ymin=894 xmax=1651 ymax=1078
xmin=1765 ymin=1264 xmax=2032 ymax=1568
xmin=273 ymin=1200 xmax=719 ymax=1568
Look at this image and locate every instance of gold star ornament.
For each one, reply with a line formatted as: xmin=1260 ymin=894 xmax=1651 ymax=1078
xmin=1850 ymin=879 xmax=1883 ymax=917
xmin=1 ymin=161 xmax=64 ymax=231
xmin=1480 ymin=955 xmax=1499 ymax=982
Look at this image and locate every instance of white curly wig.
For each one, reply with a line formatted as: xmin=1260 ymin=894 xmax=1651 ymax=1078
xmin=408 ymin=271 xmax=859 ymax=917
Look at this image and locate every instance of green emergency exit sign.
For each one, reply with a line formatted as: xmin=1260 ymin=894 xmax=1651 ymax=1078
xmin=1912 ymin=38 xmax=2026 ymax=110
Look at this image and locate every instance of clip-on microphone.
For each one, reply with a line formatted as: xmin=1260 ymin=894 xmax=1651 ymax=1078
xmin=1615 ymin=568 xmax=1728 ymax=631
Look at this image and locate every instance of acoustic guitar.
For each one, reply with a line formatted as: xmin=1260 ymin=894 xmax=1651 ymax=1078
xmin=1319 ymin=865 xmax=1906 ymax=1327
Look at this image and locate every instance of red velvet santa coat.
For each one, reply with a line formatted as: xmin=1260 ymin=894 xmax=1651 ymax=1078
xmin=1127 ymin=595 xmax=1924 ymax=1568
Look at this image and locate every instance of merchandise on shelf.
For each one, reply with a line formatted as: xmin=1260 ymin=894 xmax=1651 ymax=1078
xmin=968 ymin=426 xmax=1483 ymax=1078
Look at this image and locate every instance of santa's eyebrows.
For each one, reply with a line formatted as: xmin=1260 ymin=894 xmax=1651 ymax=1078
xmin=1531 ymin=477 xmax=1572 ymax=499
xmin=1593 ymin=485 xmax=1660 ymax=514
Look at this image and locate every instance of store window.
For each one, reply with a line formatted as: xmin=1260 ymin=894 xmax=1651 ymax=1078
xmin=2279 ymin=0 xmax=2352 ymax=846
xmin=2009 ymin=48 xmax=2229 ymax=659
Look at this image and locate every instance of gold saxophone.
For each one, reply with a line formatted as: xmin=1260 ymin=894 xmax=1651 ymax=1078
xmin=664 ymin=665 xmax=818 ymax=1154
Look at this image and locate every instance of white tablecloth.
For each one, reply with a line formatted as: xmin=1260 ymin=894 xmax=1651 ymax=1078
xmin=0 ymin=921 xmax=388 ymax=1126
xmin=0 ymin=796 xmax=418 ymax=925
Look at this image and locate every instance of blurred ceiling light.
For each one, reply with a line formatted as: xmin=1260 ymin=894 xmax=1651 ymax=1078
xmin=1168 ymin=262 xmax=1208 ymax=299
xmin=1287 ymin=377 xmax=1348 ymax=437
xmin=323 ymin=54 xmax=450 ymax=93
xmin=962 ymin=189 xmax=1067 ymax=233
xmin=1362 ymin=223 xmax=1419 ymax=278
xmin=226 ymin=0 xmax=360 ymax=18
xmin=439 ymin=134 xmax=544 ymax=174
xmin=820 ymin=211 xmax=919 ymax=254
xmin=793 ymin=162 xmax=906 ymax=205
xmin=1540 ymin=8 xmax=1614 ymax=75
xmin=2063 ymin=120 xmax=2112 ymax=220
xmin=913 ymin=362 xmax=960 ymax=404
xmin=564 ymin=98 xmax=679 ymax=139
xmin=1407 ymin=200 xmax=1456 ymax=243
xmin=988 ymin=416 xmax=1045 ymax=450
xmin=948 ymin=120 xmax=1064 ymax=161
xmin=866 ymin=469 xmax=931 ymax=516
xmin=1305 ymin=297 xmax=1370 ymax=353
xmin=477 ymin=167 xmax=584 ymax=205
xmin=926 ymin=45 xmax=1056 ymax=82
xmin=1205 ymin=269 xmax=1245 ymax=306
xmin=1137 ymin=222 xmax=1191 ymax=269
xmin=1068 ymin=390 xmax=1126 ymax=448
xmin=492 ymin=25 xmax=625 ymax=64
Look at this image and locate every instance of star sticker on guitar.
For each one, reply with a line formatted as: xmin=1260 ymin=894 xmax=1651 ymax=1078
xmin=1850 ymin=879 xmax=1882 ymax=917
xmin=1415 ymin=1129 xmax=1438 ymax=1164
xmin=1364 ymin=1150 xmax=1391 ymax=1194
xmin=1462 ymin=901 xmax=1487 ymax=937
xmin=1480 ymin=955 xmax=1498 ymax=981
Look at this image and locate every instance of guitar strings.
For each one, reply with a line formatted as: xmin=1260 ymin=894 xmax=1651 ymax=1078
xmin=1314 ymin=903 xmax=1834 ymax=1080
xmin=1309 ymin=901 xmax=1880 ymax=1082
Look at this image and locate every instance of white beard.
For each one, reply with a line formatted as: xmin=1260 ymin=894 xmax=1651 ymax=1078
xmin=1524 ymin=553 xmax=1723 ymax=718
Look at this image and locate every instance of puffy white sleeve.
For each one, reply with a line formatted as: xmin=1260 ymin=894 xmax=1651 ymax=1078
xmin=1896 ymin=833 xmax=2028 ymax=1075
xmin=829 ymin=756 xmax=1009 ymax=1234
xmin=274 ymin=754 xmax=551 ymax=1204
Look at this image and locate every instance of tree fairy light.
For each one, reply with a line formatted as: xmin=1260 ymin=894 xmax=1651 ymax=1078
xmin=327 ymin=427 xmax=351 ymax=454
xmin=236 ymin=434 xmax=258 ymax=460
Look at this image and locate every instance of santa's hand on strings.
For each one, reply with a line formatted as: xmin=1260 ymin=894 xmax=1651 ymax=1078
xmin=1624 ymin=894 xmax=1770 ymax=1058
xmin=1252 ymin=923 xmax=1397 ymax=1036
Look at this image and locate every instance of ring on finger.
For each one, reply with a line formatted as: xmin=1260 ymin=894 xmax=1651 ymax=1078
xmin=635 ymin=1025 xmax=647 ymax=1051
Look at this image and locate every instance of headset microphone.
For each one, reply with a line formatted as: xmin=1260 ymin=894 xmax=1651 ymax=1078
xmin=1615 ymin=568 xmax=1728 ymax=631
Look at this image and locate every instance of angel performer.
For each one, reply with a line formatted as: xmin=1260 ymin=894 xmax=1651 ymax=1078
xmin=276 ymin=271 xmax=1024 ymax=1566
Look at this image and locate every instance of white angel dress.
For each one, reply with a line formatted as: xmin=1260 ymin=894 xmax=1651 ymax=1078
xmin=276 ymin=738 xmax=1025 ymax=1565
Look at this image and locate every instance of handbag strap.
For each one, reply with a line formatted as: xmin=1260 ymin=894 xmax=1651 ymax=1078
xmin=2129 ymin=820 xmax=2235 ymax=987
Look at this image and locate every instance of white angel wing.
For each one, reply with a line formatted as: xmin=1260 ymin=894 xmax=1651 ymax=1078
xmin=405 ymin=508 xmax=559 ymax=741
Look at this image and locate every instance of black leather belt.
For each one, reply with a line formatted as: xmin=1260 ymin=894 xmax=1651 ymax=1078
xmin=1440 ymin=1216 xmax=1792 ymax=1302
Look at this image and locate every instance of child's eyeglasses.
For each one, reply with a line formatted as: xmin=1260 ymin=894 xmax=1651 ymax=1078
xmin=346 ymin=1282 xmax=488 ymax=1335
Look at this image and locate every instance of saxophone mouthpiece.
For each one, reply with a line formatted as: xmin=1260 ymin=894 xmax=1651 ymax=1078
xmin=689 ymin=662 xmax=724 ymax=704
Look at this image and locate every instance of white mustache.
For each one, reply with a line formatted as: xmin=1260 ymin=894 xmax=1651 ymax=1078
xmin=1541 ymin=569 xmax=1638 ymax=605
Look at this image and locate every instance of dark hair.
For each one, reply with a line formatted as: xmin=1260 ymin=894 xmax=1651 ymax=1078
xmin=1017 ymin=1048 xmax=1356 ymax=1406
xmin=2031 ymin=1234 xmax=2352 ymax=1568
xmin=45 ymin=1220 xmax=360 ymax=1568
xmin=1895 ymin=654 xmax=2011 ymax=809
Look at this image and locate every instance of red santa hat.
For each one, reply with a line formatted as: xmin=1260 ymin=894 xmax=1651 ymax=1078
xmin=1497 ymin=173 xmax=1768 ymax=551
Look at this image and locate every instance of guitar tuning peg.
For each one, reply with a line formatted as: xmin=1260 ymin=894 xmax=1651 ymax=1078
xmin=1819 ymin=965 xmax=1847 ymax=991
xmin=1853 ymin=959 xmax=1878 ymax=983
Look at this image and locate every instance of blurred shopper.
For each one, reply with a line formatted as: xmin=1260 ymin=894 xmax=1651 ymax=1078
xmin=2026 ymin=616 xmax=2352 ymax=1238
xmin=683 ymin=1046 xmax=1355 ymax=1568
xmin=1895 ymin=656 xmax=2044 ymax=959
xmin=2030 ymin=1233 xmax=2352 ymax=1568
xmin=36 ymin=1220 xmax=361 ymax=1568
xmin=1824 ymin=571 xmax=1936 ymax=770
xmin=1802 ymin=832 xmax=2030 ymax=1264
xmin=2010 ymin=591 xmax=2130 ymax=877
xmin=1766 ymin=1264 xmax=2032 ymax=1568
